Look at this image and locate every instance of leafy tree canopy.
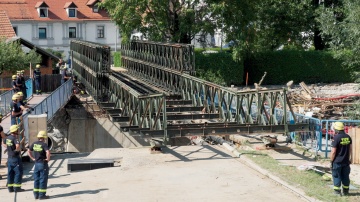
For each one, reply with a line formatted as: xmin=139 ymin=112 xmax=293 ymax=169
xmin=317 ymin=0 xmax=360 ymax=72
xmin=0 ymin=37 xmax=41 ymax=75
xmin=100 ymin=0 xmax=218 ymax=43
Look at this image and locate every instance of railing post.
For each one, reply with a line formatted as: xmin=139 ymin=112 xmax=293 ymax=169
xmin=163 ymin=94 xmax=167 ymax=145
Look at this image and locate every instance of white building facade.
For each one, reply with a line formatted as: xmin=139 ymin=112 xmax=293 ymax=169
xmin=1 ymin=0 xmax=119 ymax=59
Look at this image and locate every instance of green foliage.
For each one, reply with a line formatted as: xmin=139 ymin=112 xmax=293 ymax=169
xmin=245 ymin=50 xmax=354 ymax=85
xmin=317 ymin=0 xmax=360 ymax=71
xmin=113 ymin=52 xmax=122 ymax=67
xmin=240 ymin=150 xmax=350 ymax=202
xmin=0 ymin=37 xmax=41 ymax=75
xmin=195 ymin=49 xmax=243 ymax=86
xmin=99 ymin=0 xmax=217 ymax=43
xmin=46 ymin=49 xmax=63 ymax=70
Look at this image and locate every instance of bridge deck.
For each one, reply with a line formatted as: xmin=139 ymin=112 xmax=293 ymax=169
xmin=1 ymin=94 xmax=49 ymax=132
xmin=1 ymin=94 xmax=49 ymax=161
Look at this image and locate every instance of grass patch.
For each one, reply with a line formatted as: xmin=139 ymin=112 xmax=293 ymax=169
xmin=239 ymin=150 xmax=352 ymax=202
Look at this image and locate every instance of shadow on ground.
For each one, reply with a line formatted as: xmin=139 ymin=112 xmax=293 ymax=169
xmin=50 ymin=188 xmax=108 ymax=198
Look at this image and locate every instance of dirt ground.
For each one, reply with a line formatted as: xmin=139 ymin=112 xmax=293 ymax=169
xmin=1 ymin=146 xmax=305 ymax=202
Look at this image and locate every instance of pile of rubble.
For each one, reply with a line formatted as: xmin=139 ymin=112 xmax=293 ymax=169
xmin=288 ymin=82 xmax=360 ymax=119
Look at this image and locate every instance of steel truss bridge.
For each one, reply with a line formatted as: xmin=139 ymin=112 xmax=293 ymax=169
xmin=70 ymin=40 xmax=309 ymax=145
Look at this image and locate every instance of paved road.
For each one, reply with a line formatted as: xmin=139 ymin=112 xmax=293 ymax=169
xmin=1 ymin=146 xmax=304 ymax=202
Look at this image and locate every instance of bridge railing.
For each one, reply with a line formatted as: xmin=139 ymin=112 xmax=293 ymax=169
xmin=0 ymin=79 xmax=33 ymax=116
xmin=22 ymin=79 xmax=73 ymax=141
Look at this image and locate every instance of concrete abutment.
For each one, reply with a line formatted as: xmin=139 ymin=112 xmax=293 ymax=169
xmin=47 ymin=96 xmax=141 ymax=153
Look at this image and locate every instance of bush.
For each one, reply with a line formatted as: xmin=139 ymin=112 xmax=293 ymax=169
xmin=113 ymin=52 xmax=121 ymax=67
xmin=195 ymin=49 xmax=243 ymax=86
xmin=245 ymin=50 xmax=354 ymax=85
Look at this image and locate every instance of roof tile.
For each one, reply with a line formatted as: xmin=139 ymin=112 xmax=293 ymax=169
xmin=0 ymin=10 xmax=16 ymax=39
xmin=86 ymin=0 xmax=98 ymax=6
xmin=0 ymin=0 xmax=33 ymax=20
xmin=34 ymin=1 xmax=48 ymax=8
xmin=64 ymin=2 xmax=77 ymax=9
xmin=0 ymin=0 xmax=110 ymax=21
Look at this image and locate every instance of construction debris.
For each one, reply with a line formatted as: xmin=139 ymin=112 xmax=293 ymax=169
xmin=288 ymin=82 xmax=360 ymax=119
xmin=260 ymin=135 xmax=277 ymax=148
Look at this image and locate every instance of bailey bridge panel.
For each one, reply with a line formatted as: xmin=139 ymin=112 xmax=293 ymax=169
xmin=70 ymin=40 xmax=309 ymax=144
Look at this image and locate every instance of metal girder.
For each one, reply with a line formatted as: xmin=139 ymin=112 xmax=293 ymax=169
xmin=71 ymin=40 xmax=169 ymax=143
xmin=71 ymin=40 xmax=110 ymax=102
xmin=121 ymin=54 xmax=295 ymax=131
xmin=121 ymin=41 xmax=195 ymax=75
xmin=130 ymin=123 xmax=309 ymax=138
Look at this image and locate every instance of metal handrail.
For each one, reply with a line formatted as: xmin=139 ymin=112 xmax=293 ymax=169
xmin=0 ymin=79 xmax=33 ymax=117
xmin=22 ymin=79 xmax=73 ymax=141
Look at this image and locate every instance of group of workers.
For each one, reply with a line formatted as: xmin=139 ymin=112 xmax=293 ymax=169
xmin=0 ymin=62 xmax=72 ymax=199
xmin=12 ymin=60 xmax=71 ymax=96
xmin=12 ymin=64 xmax=42 ymax=96
xmin=2 ymin=126 xmax=50 ymax=200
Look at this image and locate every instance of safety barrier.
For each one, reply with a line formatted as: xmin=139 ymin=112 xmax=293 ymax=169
xmin=287 ymin=112 xmax=360 ymax=158
xmin=321 ymin=120 xmax=360 ymax=158
xmin=21 ymin=79 xmax=73 ymax=141
xmin=0 ymin=79 xmax=33 ymax=116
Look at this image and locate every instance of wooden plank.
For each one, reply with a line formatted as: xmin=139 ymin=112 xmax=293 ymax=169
xmin=356 ymin=128 xmax=360 ymax=164
xmin=351 ymin=127 xmax=360 ymax=164
xmin=350 ymin=128 xmax=356 ymax=164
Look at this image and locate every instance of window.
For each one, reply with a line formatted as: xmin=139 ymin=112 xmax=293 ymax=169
xmin=97 ymin=26 xmax=104 ymax=38
xmin=69 ymin=27 xmax=76 ymax=38
xmin=93 ymin=5 xmax=99 ymax=13
xmin=13 ymin=27 xmax=17 ymax=35
xmin=39 ymin=28 xmax=47 ymax=39
xmin=68 ymin=8 xmax=76 ymax=17
xmin=39 ymin=8 xmax=48 ymax=17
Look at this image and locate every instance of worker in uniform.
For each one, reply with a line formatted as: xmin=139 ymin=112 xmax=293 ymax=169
xmin=3 ymin=125 xmax=24 ymax=192
xmin=61 ymin=65 xmax=71 ymax=84
xmin=12 ymin=75 xmax=20 ymax=92
xmin=0 ymin=113 xmax=4 ymax=180
xmin=20 ymin=70 xmax=27 ymax=102
xmin=55 ymin=59 xmax=64 ymax=74
xmin=331 ymin=122 xmax=352 ymax=196
xmin=17 ymin=92 xmax=32 ymax=111
xmin=34 ymin=64 xmax=42 ymax=95
xmin=28 ymin=130 xmax=51 ymax=200
xmin=15 ymin=71 xmax=22 ymax=92
xmin=10 ymin=94 xmax=23 ymax=125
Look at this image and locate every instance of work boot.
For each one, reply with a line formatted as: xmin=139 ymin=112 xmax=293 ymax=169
xmin=334 ymin=190 xmax=342 ymax=196
xmin=39 ymin=195 xmax=50 ymax=200
xmin=8 ymin=188 xmax=14 ymax=193
xmin=343 ymin=189 xmax=349 ymax=196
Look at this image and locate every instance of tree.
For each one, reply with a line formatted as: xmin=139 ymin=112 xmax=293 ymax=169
xmin=317 ymin=0 xmax=359 ymax=72
xmin=99 ymin=0 xmax=217 ymax=43
xmin=46 ymin=48 xmax=64 ymax=70
xmin=0 ymin=37 xmax=41 ymax=75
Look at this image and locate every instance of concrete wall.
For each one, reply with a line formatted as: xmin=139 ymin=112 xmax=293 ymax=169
xmin=66 ymin=118 xmax=140 ymax=153
xmin=48 ymin=106 xmax=141 ymax=153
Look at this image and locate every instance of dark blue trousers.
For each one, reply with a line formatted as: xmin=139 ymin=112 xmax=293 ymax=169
xmin=7 ymin=156 xmax=23 ymax=191
xmin=33 ymin=162 xmax=49 ymax=198
xmin=332 ymin=163 xmax=351 ymax=191
xmin=35 ymin=78 xmax=41 ymax=94
xmin=11 ymin=116 xmax=19 ymax=125
xmin=22 ymin=87 xmax=27 ymax=100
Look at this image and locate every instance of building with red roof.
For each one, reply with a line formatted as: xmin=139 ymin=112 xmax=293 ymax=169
xmin=0 ymin=0 xmax=119 ymax=59
xmin=0 ymin=10 xmax=16 ymax=39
